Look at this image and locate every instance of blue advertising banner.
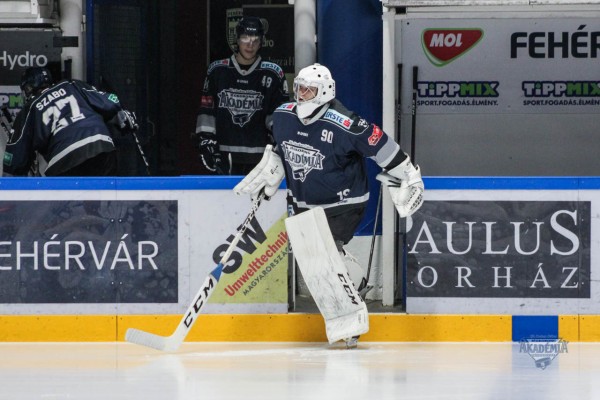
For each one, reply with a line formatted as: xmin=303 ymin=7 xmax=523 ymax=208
xmin=0 ymin=200 xmax=178 ymax=303
xmin=407 ymin=200 xmax=591 ymax=298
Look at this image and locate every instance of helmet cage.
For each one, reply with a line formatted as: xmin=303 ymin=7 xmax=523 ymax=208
xmin=293 ymin=80 xmax=321 ymax=103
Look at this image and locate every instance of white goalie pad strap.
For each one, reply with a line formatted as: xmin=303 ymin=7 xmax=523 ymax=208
xmin=342 ymin=250 xmax=367 ymax=292
xmin=377 ymin=156 xmax=424 ymax=218
xmin=285 ymin=207 xmax=369 ymax=343
xmin=233 ymin=144 xmax=285 ymax=198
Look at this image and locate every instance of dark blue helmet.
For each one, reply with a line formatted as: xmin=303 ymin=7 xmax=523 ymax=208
xmin=21 ymin=67 xmax=53 ymax=99
xmin=236 ymin=16 xmax=264 ymax=38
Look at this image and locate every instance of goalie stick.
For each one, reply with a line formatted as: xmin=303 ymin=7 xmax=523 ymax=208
xmin=0 ymin=105 xmax=43 ymax=176
xmin=126 ymin=191 xmax=265 ymax=351
xmin=0 ymin=106 xmax=14 ymax=176
xmin=365 ymin=64 xmax=404 ymax=294
xmin=99 ymin=76 xmax=151 ymax=175
xmin=0 ymin=105 xmax=13 ymax=136
xmin=402 ymin=66 xmax=419 ymax=302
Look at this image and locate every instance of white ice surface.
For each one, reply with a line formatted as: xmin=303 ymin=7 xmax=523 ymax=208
xmin=0 ymin=341 xmax=598 ymax=400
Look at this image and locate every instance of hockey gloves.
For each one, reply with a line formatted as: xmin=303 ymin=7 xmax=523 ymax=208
xmin=233 ymin=145 xmax=284 ymax=200
xmin=198 ymin=133 xmax=227 ymax=174
xmin=115 ymin=110 xmax=139 ymax=133
xmin=377 ymin=155 xmax=424 ymax=218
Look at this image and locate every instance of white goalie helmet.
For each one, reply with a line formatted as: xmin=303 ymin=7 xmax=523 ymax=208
xmin=293 ymin=63 xmax=336 ymax=119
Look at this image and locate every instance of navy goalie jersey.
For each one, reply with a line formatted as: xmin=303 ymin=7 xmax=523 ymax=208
xmin=272 ymin=99 xmax=401 ymax=216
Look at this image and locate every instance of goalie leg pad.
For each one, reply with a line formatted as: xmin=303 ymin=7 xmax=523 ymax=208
xmin=285 ymin=207 xmax=369 ymax=344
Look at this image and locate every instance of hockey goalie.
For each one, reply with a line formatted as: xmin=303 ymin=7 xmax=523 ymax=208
xmin=234 ymin=63 xmax=424 ymax=348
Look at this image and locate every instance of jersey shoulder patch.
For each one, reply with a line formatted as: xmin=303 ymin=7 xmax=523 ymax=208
xmin=276 ymin=102 xmax=296 ymax=112
xmin=207 ymin=58 xmax=231 ymax=74
xmin=260 ymin=61 xmax=285 ymax=78
xmin=322 ymin=108 xmax=354 ymax=130
xmin=324 ymin=101 xmax=371 ymax=135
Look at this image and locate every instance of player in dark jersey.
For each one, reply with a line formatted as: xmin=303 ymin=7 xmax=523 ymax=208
xmin=195 ymin=16 xmax=289 ymax=175
xmin=234 ymin=63 xmax=424 ymax=348
xmin=3 ymin=67 xmax=138 ymax=176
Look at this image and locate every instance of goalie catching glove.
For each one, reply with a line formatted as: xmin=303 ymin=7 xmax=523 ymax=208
xmin=376 ymin=155 xmax=424 ymax=218
xmin=233 ymin=145 xmax=284 ymax=199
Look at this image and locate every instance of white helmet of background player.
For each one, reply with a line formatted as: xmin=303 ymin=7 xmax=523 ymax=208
xmin=294 ymin=63 xmax=336 ymax=119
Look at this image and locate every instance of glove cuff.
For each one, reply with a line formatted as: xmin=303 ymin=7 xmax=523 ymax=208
xmin=387 ymin=155 xmax=421 ymax=186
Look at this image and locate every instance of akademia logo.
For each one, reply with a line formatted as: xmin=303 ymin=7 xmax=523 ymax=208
xmin=422 ymin=28 xmax=484 ymax=66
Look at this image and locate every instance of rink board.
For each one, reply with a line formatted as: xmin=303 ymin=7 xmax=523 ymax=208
xmin=0 ymin=176 xmax=600 ymax=342
xmin=0 ymin=176 xmax=289 ymax=315
xmin=1 ymin=313 xmax=599 ymax=342
xmin=406 ymin=177 xmax=597 ymax=314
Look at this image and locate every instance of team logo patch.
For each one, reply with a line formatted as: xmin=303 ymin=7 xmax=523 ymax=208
xmin=281 ymin=140 xmax=324 ymax=182
xmin=226 ymin=8 xmax=244 ymax=52
xmin=422 ymin=28 xmax=484 ymax=67
xmin=368 ymin=125 xmax=383 ymax=146
xmin=3 ymin=151 xmax=13 ymax=166
xmin=218 ymin=89 xmax=263 ymax=127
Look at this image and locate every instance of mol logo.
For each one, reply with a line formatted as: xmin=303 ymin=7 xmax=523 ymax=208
xmin=422 ymin=29 xmax=484 ymax=67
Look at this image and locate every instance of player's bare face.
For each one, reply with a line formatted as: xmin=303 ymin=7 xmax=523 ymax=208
xmin=236 ymin=35 xmax=260 ymax=65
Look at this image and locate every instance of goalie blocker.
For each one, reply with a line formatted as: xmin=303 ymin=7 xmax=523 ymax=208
xmin=285 ymin=207 xmax=369 ymax=345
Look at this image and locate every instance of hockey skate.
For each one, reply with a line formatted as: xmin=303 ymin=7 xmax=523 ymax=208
xmin=344 ymin=335 xmax=360 ymax=349
xmin=344 ymin=283 xmax=371 ymax=349
xmin=357 ymin=280 xmax=373 ymax=300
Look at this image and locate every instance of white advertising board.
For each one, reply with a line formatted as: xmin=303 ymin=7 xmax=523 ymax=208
xmin=0 ymin=177 xmax=288 ymax=315
xmin=400 ymin=17 xmax=600 ymax=114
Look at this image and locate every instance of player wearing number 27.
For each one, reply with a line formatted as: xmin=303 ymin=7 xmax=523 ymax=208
xmin=3 ymin=67 xmax=137 ymax=176
xmin=235 ymin=64 xmax=424 ymax=348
